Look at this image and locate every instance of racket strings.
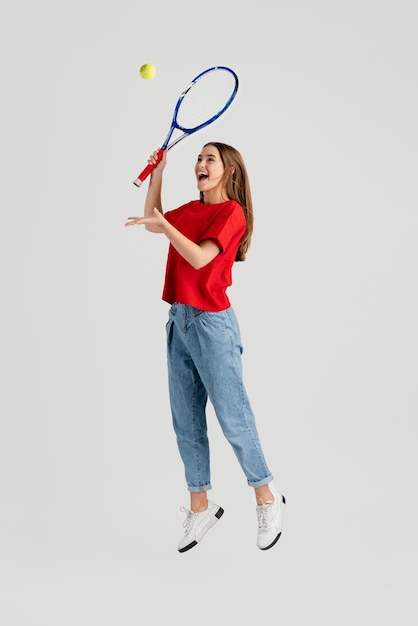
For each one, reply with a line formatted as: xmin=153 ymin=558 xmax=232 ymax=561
xmin=176 ymin=70 xmax=237 ymax=131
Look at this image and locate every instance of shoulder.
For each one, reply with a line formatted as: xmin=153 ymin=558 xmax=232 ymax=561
xmin=219 ymin=200 xmax=246 ymax=225
xmin=224 ymin=199 xmax=244 ymax=216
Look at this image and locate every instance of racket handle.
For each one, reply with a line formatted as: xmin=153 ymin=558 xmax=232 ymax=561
xmin=133 ymin=148 xmax=164 ymax=187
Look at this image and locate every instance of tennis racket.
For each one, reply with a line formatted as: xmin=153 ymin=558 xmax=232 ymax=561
xmin=133 ymin=65 xmax=239 ymax=187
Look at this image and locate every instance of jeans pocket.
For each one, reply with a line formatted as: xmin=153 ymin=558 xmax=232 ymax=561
xmin=200 ymin=310 xmax=228 ymax=330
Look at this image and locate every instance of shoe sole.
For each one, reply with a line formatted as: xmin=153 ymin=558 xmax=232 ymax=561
xmin=178 ymin=506 xmax=224 ymax=553
xmin=259 ymin=531 xmax=282 ymax=551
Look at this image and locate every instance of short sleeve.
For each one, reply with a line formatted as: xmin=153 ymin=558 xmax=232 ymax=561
xmin=199 ymin=202 xmax=246 ymax=253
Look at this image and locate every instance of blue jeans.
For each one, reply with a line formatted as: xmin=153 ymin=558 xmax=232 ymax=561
xmin=166 ymin=303 xmax=273 ymax=492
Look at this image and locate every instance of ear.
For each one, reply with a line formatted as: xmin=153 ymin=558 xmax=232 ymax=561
xmin=228 ymin=166 xmax=235 ymax=176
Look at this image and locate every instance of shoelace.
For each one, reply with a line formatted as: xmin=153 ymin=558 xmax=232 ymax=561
xmin=180 ymin=506 xmax=197 ymax=535
xmin=256 ymin=501 xmax=274 ymax=531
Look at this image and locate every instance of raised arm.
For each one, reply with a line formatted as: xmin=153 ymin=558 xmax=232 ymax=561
xmin=125 ymin=149 xmax=221 ymax=269
xmin=142 ymin=149 xmax=166 ymax=233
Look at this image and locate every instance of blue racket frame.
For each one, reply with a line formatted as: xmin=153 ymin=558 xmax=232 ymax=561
xmin=133 ymin=65 xmax=239 ymax=187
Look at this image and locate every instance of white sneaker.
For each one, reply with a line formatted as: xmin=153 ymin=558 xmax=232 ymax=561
xmin=177 ymin=501 xmax=224 ymax=553
xmin=256 ymin=487 xmax=286 ymax=550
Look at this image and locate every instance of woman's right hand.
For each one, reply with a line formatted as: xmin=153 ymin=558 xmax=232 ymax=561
xmin=148 ymin=149 xmax=167 ymax=175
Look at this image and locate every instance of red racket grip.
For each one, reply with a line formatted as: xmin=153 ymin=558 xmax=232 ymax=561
xmin=133 ymin=148 xmax=164 ymax=187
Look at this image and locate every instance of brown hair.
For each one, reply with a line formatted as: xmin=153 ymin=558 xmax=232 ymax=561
xmin=200 ymin=142 xmax=254 ymax=262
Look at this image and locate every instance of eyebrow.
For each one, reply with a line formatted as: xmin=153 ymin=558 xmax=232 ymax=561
xmin=198 ymin=153 xmax=217 ymax=158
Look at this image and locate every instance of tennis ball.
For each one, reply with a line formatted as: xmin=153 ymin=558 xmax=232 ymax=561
xmin=139 ymin=63 xmax=156 ymax=80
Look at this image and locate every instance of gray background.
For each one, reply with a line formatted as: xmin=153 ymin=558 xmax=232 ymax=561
xmin=1 ymin=1 xmax=417 ymax=624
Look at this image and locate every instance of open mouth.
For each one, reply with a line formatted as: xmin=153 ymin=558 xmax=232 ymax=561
xmin=198 ymin=173 xmax=208 ymax=181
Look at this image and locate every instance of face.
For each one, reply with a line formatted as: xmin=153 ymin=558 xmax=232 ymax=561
xmin=195 ymin=145 xmax=227 ymax=202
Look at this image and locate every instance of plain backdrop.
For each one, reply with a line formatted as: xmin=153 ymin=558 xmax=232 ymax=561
xmin=1 ymin=1 xmax=417 ymax=624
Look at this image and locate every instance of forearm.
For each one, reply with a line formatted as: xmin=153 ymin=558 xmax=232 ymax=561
xmin=144 ymin=171 xmax=163 ymax=217
xmin=160 ymin=219 xmax=219 ymax=270
xmin=126 ymin=203 xmax=220 ymax=268
xmin=143 ymin=172 xmax=164 ymax=232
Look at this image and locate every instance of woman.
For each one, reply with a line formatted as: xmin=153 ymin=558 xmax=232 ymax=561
xmin=125 ymin=142 xmax=285 ymax=552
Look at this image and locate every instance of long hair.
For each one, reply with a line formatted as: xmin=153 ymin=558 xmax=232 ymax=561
xmin=199 ymin=142 xmax=254 ymax=262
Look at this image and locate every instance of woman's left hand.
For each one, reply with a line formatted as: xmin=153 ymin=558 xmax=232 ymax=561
xmin=125 ymin=207 xmax=165 ymax=232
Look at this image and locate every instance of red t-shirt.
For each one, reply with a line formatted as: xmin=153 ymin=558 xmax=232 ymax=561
xmin=162 ymin=199 xmax=246 ymax=311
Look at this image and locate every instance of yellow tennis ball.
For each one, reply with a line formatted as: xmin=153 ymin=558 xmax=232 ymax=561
xmin=139 ymin=63 xmax=156 ymax=80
